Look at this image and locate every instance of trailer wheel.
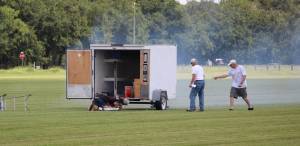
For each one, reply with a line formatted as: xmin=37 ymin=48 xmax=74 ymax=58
xmin=155 ymin=96 xmax=167 ymax=110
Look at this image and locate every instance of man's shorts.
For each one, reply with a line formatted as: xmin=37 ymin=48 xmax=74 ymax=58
xmin=230 ymin=87 xmax=247 ymax=99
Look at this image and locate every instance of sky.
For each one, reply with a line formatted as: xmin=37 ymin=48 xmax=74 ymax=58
xmin=175 ymin=0 xmax=221 ymax=5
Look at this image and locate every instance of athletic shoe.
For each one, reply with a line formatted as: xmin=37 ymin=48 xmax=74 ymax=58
xmin=229 ymin=108 xmax=234 ymax=111
xmin=248 ymin=107 xmax=254 ymax=110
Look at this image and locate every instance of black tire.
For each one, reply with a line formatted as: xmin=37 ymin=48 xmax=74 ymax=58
xmin=155 ymin=96 xmax=167 ymax=110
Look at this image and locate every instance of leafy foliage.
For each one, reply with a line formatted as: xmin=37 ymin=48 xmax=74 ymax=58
xmin=0 ymin=0 xmax=299 ymax=67
xmin=0 ymin=5 xmax=43 ymax=68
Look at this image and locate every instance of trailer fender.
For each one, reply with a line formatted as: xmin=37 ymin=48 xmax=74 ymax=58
xmin=152 ymin=89 xmax=166 ymax=101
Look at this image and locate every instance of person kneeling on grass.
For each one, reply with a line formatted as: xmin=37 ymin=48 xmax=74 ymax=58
xmin=213 ymin=59 xmax=254 ymax=111
xmin=89 ymin=93 xmax=122 ymax=111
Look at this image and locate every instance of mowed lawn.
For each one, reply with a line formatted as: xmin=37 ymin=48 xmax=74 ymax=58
xmin=0 ymin=68 xmax=300 ymax=146
xmin=1 ymin=104 xmax=300 ymax=146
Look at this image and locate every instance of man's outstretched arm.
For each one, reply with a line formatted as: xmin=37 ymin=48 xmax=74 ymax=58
xmin=214 ymin=74 xmax=229 ymax=80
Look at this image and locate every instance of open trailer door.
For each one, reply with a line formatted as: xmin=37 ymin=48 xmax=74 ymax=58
xmin=66 ymin=50 xmax=92 ymax=99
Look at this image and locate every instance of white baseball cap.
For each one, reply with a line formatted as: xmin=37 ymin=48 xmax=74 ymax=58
xmin=190 ymin=58 xmax=197 ymax=63
xmin=228 ymin=59 xmax=237 ymax=66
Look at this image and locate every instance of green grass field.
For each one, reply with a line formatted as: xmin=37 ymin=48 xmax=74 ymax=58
xmin=0 ymin=67 xmax=300 ymax=146
xmin=1 ymin=105 xmax=300 ymax=146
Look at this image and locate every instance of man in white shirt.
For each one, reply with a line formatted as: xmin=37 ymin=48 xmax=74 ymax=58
xmin=214 ymin=59 xmax=254 ymax=111
xmin=187 ymin=58 xmax=205 ymax=112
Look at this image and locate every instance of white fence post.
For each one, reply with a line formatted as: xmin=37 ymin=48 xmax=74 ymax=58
xmin=0 ymin=96 xmax=3 ymax=112
xmin=0 ymin=94 xmax=31 ymax=112
xmin=0 ymin=94 xmax=7 ymax=111
xmin=4 ymin=98 xmax=6 ymax=111
xmin=24 ymin=94 xmax=30 ymax=112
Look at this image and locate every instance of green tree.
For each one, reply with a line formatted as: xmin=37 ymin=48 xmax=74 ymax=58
xmin=4 ymin=0 xmax=91 ymax=65
xmin=0 ymin=6 xmax=43 ymax=68
xmin=90 ymin=0 xmax=149 ymax=44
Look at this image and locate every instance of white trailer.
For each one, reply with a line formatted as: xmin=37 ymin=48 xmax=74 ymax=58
xmin=66 ymin=44 xmax=177 ymax=110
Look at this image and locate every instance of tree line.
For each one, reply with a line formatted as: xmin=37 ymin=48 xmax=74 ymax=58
xmin=0 ymin=0 xmax=299 ymax=68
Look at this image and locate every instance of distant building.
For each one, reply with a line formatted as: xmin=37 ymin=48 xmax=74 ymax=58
xmin=215 ymin=58 xmax=224 ymax=65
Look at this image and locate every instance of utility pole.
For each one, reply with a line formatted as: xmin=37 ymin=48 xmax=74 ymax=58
xmin=133 ymin=1 xmax=136 ymax=44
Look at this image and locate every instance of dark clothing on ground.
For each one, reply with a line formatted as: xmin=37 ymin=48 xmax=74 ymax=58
xmin=94 ymin=94 xmax=117 ymax=108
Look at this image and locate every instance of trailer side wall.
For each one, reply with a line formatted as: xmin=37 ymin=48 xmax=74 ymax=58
xmin=147 ymin=45 xmax=177 ymax=100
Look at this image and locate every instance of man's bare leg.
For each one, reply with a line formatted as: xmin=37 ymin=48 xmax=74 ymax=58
xmin=229 ymin=96 xmax=235 ymax=110
xmin=242 ymin=96 xmax=252 ymax=108
xmin=243 ymin=96 xmax=254 ymax=110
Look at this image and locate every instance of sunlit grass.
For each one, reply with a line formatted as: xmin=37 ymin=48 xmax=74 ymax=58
xmin=0 ymin=66 xmax=65 ymax=80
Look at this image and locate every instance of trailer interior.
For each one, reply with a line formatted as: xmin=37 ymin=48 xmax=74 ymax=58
xmin=94 ymin=50 xmax=149 ymax=100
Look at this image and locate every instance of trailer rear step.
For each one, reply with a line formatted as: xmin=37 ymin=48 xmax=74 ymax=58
xmin=129 ymin=100 xmax=152 ymax=104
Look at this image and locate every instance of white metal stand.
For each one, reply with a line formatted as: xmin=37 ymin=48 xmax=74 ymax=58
xmin=0 ymin=94 xmax=31 ymax=112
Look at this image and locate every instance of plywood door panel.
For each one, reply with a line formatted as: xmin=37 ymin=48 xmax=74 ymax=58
xmin=67 ymin=50 xmax=91 ymax=84
xmin=67 ymin=50 xmax=92 ymax=98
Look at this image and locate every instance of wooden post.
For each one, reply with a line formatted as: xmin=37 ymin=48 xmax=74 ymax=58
xmin=266 ymin=64 xmax=269 ymax=71
xmin=254 ymin=64 xmax=257 ymax=70
xmin=291 ymin=65 xmax=294 ymax=71
xmin=278 ymin=64 xmax=280 ymax=71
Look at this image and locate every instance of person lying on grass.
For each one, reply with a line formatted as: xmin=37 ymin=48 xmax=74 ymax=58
xmin=89 ymin=93 xmax=122 ymax=111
